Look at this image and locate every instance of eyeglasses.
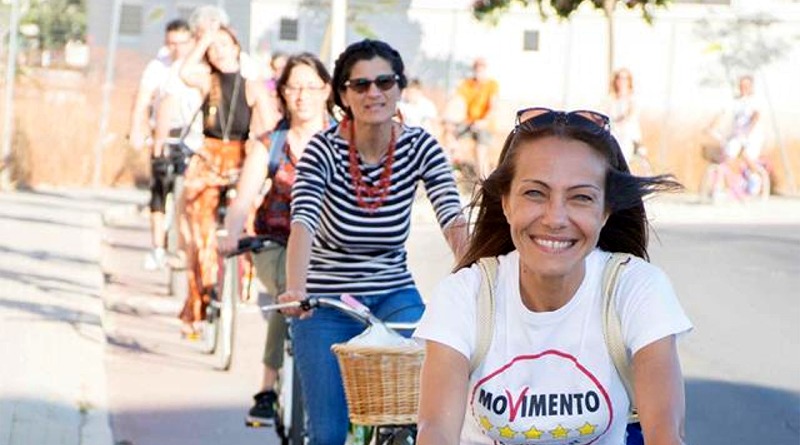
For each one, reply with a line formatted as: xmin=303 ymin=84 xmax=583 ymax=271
xmin=343 ymin=74 xmax=399 ymax=93
xmin=283 ymin=84 xmax=327 ymax=96
xmin=515 ymin=107 xmax=611 ymax=133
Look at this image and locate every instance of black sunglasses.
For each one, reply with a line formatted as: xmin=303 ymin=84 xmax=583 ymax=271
xmin=515 ymin=107 xmax=611 ymax=133
xmin=343 ymin=74 xmax=400 ymax=93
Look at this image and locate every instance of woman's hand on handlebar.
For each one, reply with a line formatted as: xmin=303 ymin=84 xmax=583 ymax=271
xmin=217 ymin=229 xmax=240 ymax=256
xmin=278 ymin=289 xmax=312 ymax=319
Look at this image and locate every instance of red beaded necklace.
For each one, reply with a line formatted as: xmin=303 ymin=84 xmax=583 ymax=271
xmin=344 ymin=118 xmax=396 ymax=213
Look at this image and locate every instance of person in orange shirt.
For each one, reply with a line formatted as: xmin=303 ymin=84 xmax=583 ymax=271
xmin=455 ymin=57 xmax=499 ymax=178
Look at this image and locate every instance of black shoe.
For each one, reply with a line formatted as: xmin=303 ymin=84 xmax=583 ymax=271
xmin=245 ymin=390 xmax=277 ymax=427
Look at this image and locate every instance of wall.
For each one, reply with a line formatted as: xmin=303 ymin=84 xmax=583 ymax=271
xmin=249 ymin=0 xmax=800 ymax=193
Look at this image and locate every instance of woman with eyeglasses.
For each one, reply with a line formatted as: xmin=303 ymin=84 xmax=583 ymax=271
xmin=415 ymin=108 xmax=692 ymax=445
xmin=276 ymin=39 xmax=468 ymax=444
xmin=219 ymin=52 xmax=334 ymax=426
xmin=177 ymin=23 xmax=277 ymax=338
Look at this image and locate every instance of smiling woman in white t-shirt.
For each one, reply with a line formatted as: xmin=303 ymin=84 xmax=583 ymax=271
xmin=415 ymin=108 xmax=692 ymax=445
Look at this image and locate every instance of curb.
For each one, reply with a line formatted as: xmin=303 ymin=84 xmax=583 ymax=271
xmin=82 ymin=205 xmax=114 ymax=445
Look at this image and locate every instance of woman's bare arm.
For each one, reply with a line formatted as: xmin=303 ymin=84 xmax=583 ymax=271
xmin=632 ymin=335 xmax=687 ymax=445
xmin=417 ymin=341 xmax=470 ymax=445
xmin=179 ymin=29 xmax=214 ymax=94
xmin=443 ymin=215 xmax=469 ymax=261
xmin=245 ymin=79 xmax=279 ymax=137
xmin=277 ymin=222 xmax=314 ymax=318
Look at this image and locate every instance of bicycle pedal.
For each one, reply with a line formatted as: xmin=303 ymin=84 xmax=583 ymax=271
xmin=244 ymin=417 xmax=274 ymax=428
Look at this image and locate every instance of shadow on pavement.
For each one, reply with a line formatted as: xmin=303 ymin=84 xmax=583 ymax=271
xmin=108 ymin=404 xmax=276 ymax=445
xmin=27 ymin=188 xmax=146 ymax=208
xmin=0 ymin=297 xmax=100 ymax=327
xmin=0 ymin=244 xmax=97 ymax=267
xmin=0 ymin=211 xmax=92 ymax=229
xmin=0 ymin=268 xmax=99 ymax=296
xmin=686 ymin=378 xmax=799 ymax=444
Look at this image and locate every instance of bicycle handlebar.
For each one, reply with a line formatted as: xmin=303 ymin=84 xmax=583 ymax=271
xmin=259 ymin=296 xmax=419 ymax=332
xmin=224 ymin=234 xmax=286 ymax=258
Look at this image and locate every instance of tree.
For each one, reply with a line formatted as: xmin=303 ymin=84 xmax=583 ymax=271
xmin=21 ymin=0 xmax=86 ymax=51
xmin=471 ymin=0 xmax=671 ymax=77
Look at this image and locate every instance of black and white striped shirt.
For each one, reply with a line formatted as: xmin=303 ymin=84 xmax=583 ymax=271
xmin=291 ymin=124 xmax=463 ymax=297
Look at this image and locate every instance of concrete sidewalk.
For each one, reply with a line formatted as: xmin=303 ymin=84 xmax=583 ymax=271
xmin=0 ymin=187 xmax=143 ymax=445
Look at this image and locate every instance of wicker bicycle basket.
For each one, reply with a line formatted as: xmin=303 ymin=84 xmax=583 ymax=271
xmin=331 ymin=342 xmax=424 ymax=426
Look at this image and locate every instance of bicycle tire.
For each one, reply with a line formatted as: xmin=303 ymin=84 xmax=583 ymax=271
xmin=375 ymin=425 xmax=417 ymax=445
xmin=200 ymin=297 xmax=218 ymax=354
xmin=216 ymin=256 xmax=238 ymax=371
xmin=287 ymin=362 xmax=305 ymax=445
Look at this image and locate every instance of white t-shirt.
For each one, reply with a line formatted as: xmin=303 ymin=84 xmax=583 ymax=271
xmin=138 ymin=52 xmax=173 ymax=127
xmin=726 ymin=95 xmax=766 ymax=160
xmin=414 ymin=249 xmax=692 ymax=445
xmin=162 ymin=60 xmax=204 ymax=151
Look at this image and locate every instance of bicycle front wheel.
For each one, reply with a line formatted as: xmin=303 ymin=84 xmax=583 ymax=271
xmin=216 ymin=255 xmax=238 ymax=371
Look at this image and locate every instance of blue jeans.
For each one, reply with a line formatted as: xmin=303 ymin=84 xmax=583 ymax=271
xmin=290 ymin=288 xmax=424 ymax=445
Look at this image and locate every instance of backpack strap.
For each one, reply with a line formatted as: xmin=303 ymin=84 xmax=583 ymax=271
xmin=470 ymin=256 xmax=499 ymax=375
xmin=602 ymin=252 xmax=639 ymax=423
xmin=267 ymin=119 xmax=291 ymax=179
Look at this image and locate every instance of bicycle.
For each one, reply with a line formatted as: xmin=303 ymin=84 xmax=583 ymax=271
xmin=196 ymin=167 xmax=248 ymax=372
xmin=256 ymin=288 xmax=422 ymax=445
xmin=440 ymin=119 xmax=483 ymax=197
xmin=698 ymin=136 xmax=770 ymax=203
xmin=162 ymin=136 xmax=192 ymax=298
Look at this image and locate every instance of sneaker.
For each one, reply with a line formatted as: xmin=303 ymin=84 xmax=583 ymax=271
xmin=143 ymin=248 xmax=166 ymax=271
xmin=245 ymin=390 xmax=277 ymax=427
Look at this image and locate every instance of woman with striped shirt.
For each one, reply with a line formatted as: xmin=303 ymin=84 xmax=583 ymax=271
xmin=278 ymin=39 xmax=468 ymax=445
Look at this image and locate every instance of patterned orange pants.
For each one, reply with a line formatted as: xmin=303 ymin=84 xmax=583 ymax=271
xmin=179 ymin=138 xmax=245 ymax=325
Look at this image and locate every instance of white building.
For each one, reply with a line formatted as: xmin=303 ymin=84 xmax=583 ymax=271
xmin=249 ymin=0 xmax=800 ymax=191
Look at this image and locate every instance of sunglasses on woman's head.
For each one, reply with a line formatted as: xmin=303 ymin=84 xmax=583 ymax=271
xmin=515 ymin=107 xmax=611 ymax=133
xmin=343 ymin=74 xmax=400 ymax=93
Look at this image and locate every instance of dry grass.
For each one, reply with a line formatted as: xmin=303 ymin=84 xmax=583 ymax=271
xmin=2 ymin=48 xmax=151 ymax=188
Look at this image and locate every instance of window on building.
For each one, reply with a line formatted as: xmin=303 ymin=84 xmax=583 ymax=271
xmin=279 ymin=18 xmax=299 ymax=41
xmin=119 ymin=3 xmax=143 ymax=36
xmin=523 ymin=30 xmax=539 ymax=52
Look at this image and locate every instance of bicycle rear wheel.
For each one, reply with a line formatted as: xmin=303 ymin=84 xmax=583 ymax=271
xmin=276 ymin=336 xmax=305 ymax=445
xmin=286 ymin=362 xmax=305 ymax=445
xmin=216 ymin=255 xmax=238 ymax=371
xmin=200 ymin=290 xmax=219 ymax=354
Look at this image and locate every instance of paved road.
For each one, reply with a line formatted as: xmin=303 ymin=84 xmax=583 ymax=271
xmin=4 ymin=187 xmax=796 ymax=445
xmin=648 ymin=223 xmax=800 ymax=445
xmin=101 ymin=204 xmax=276 ymax=445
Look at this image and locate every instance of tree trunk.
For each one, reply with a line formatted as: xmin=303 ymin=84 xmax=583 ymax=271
xmin=603 ymin=0 xmax=616 ymax=79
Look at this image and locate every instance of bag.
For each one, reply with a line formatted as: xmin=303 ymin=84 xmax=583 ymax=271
xmin=602 ymin=253 xmax=643 ymax=444
xmin=253 ymin=120 xmax=291 ymax=243
xmin=472 ymin=253 xmax=643 ymax=444
xmin=251 ymin=119 xmax=301 ymax=299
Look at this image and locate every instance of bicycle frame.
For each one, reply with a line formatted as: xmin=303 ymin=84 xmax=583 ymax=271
xmin=198 ymin=166 xmax=243 ymax=368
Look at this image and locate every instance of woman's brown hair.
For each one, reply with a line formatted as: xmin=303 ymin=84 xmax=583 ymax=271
xmin=455 ymin=113 xmax=682 ymax=271
xmin=203 ymin=26 xmax=241 ymax=130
